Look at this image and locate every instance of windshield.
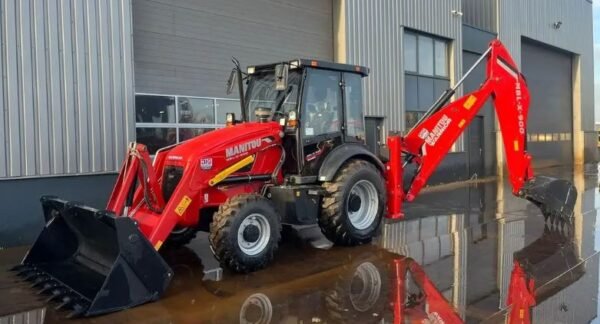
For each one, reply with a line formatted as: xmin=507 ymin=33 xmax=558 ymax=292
xmin=245 ymin=70 xmax=301 ymax=120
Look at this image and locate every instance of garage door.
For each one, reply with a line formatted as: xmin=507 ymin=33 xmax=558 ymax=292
xmin=133 ymin=0 xmax=333 ymax=98
xmin=521 ymin=41 xmax=573 ymax=167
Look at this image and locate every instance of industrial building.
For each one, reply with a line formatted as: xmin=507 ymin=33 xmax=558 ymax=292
xmin=0 ymin=0 xmax=595 ymax=246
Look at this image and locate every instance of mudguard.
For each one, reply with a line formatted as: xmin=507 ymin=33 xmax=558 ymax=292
xmin=317 ymin=143 xmax=385 ymax=182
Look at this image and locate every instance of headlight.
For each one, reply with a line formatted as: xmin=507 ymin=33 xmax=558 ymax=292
xmin=287 ymin=111 xmax=297 ymax=128
xmin=226 ymin=113 xmax=235 ymax=126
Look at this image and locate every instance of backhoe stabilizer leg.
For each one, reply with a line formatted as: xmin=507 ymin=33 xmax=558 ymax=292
xmin=521 ymin=176 xmax=577 ymax=222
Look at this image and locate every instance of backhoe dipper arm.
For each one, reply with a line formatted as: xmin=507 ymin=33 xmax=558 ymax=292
xmin=401 ymin=40 xmax=532 ymax=201
xmin=390 ymin=39 xmax=576 ymax=222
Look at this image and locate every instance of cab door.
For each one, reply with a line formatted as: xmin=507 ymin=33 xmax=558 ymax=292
xmin=299 ymin=68 xmax=343 ymax=176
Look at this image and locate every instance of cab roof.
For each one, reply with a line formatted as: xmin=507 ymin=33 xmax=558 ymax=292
xmin=249 ymin=59 xmax=369 ymax=77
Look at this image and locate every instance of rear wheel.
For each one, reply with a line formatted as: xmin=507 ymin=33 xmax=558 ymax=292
xmin=325 ymin=259 xmax=388 ymax=323
xmin=209 ymin=194 xmax=281 ymax=273
xmin=319 ymin=160 xmax=385 ymax=245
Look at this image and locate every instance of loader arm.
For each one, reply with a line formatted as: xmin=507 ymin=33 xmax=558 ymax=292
xmin=387 ymin=40 xmax=576 ymax=221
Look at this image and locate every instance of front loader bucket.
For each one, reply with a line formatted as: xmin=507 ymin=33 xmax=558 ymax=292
xmin=522 ymin=176 xmax=577 ymax=222
xmin=14 ymin=196 xmax=173 ymax=317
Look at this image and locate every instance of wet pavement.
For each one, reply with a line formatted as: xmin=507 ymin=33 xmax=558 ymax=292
xmin=1 ymin=165 xmax=599 ymax=323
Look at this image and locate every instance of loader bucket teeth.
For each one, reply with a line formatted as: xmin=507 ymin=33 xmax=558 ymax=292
xmin=30 ymin=277 xmax=52 ymax=288
xmin=38 ymin=283 xmax=59 ymax=295
xmin=10 ymin=264 xmax=30 ymax=272
xmin=67 ymin=305 xmax=86 ymax=319
xmin=45 ymin=290 xmax=67 ymax=303
xmin=16 ymin=197 xmax=173 ymax=317
xmin=522 ymin=176 xmax=577 ymax=222
xmin=16 ymin=267 xmax=37 ymax=277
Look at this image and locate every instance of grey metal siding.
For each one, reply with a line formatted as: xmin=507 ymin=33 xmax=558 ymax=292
xmin=462 ymin=0 xmax=497 ymax=32
xmin=344 ymin=0 xmax=462 ymax=132
xmin=132 ymin=0 xmax=333 ymax=98
xmin=0 ymin=0 xmax=135 ymax=178
xmin=497 ymin=0 xmax=595 ymax=135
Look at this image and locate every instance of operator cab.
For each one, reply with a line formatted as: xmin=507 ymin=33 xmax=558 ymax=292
xmin=239 ymin=59 xmax=370 ymax=180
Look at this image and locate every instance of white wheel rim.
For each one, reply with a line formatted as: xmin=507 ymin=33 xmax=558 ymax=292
xmin=240 ymin=293 xmax=273 ymax=324
xmin=349 ymin=262 xmax=382 ymax=312
xmin=237 ymin=213 xmax=271 ymax=256
xmin=346 ymin=180 xmax=379 ymax=230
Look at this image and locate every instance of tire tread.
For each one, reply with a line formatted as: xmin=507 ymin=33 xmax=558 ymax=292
xmin=319 ymin=160 xmax=384 ymax=246
xmin=209 ymin=194 xmax=281 ymax=273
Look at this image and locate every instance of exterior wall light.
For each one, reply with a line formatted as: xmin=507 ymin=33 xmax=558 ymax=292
xmin=553 ymin=21 xmax=562 ymax=29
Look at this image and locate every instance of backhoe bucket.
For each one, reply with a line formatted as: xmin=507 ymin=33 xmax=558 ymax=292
xmin=522 ymin=176 xmax=577 ymax=222
xmin=14 ymin=196 xmax=173 ymax=317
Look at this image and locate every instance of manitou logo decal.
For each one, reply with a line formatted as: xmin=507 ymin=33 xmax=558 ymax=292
xmin=425 ymin=114 xmax=452 ymax=146
xmin=225 ymin=137 xmax=273 ymax=160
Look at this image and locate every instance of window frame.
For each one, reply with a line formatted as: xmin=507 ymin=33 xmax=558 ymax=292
xmin=404 ymin=31 xmax=450 ymax=80
xmin=403 ymin=30 xmax=462 ymax=151
xmin=402 ymin=31 xmax=451 ymax=132
xmin=342 ymin=72 xmax=366 ymax=143
xmin=299 ymin=68 xmax=344 ymax=145
xmin=135 ymin=92 xmax=241 ymax=152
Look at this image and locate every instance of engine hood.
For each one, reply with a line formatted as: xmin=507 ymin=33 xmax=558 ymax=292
xmin=163 ymin=121 xmax=282 ymax=164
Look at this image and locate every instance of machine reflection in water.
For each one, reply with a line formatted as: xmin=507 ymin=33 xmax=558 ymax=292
xmin=154 ymin=244 xmax=460 ymax=324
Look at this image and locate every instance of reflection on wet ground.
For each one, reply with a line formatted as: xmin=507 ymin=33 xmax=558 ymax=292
xmin=1 ymin=164 xmax=599 ymax=323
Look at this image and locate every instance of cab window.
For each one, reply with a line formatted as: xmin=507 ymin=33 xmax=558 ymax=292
xmin=344 ymin=73 xmax=365 ymax=140
xmin=301 ymin=69 xmax=342 ymax=138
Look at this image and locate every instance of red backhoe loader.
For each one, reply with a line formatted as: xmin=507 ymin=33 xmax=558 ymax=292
xmin=13 ymin=40 xmax=577 ymax=317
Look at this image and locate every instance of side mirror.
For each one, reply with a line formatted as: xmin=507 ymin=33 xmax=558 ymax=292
xmin=226 ymin=69 xmax=237 ymax=95
xmin=275 ymin=63 xmax=289 ymax=91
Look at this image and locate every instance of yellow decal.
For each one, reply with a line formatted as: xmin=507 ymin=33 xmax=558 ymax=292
xmin=513 ymin=140 xmax=519 ymax=151
xmin=209 ymin=155 xmax=255 ymax=186
xmin=519 ymin=309 xmax=525 ymax=319
xmin=175 ymin=195 xmax=192 ymax=216
xmin=154 ymin=240 xmax=163 ymax=250
xmin=458 ymin=119 xmax=466 ymax=128
xmin=463 ymin=95 xmax=477 ymax=110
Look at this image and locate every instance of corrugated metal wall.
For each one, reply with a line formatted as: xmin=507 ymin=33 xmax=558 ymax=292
xmin=343 ymin=0 xmax=463 ymax=132
xmin=497 ymin=0 xmax=594 ymax=134
xmin=0 ymin=0 xmax=135 ymax=179
xmin=132 ymin=0 xmax=333 ymax=98
xmin=462 ymin=0 xmax=496 ymax=32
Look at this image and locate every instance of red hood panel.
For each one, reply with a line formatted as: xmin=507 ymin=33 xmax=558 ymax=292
xmin=165 ymin=121 xmax=282 ymax=162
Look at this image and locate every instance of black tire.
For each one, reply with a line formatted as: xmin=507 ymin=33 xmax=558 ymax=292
xmin=320 ymin=160 xmax=385 ymax=245
xmin=164 ymin=226 xmax=198 ymax=247
xmin=209 ymin=194 xmax=282 ymax=273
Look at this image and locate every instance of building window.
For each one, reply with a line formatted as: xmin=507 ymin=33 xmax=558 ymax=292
xmin=403 ymin=31 xmax=462 ymax=150
xmin=135 ymin=94 xmax=241 ymax=154
xmin=404 ymin=31 xmax=450 ymax=131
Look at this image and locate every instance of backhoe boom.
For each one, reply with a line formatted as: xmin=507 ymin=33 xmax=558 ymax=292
xmin=386 ymin=40 xmax=576 ymax=221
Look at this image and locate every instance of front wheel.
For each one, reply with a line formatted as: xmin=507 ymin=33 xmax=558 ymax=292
xmin=319 ymin=160 xmax=385 ymax=245
xmin=209 ymin=194 xmax=282 ymax=273
xmin=164 ymin=226 xmax=198 ymax=247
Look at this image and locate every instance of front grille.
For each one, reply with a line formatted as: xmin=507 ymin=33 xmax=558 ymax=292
xmin=162 ymin=166 xmax=183 ymax=202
